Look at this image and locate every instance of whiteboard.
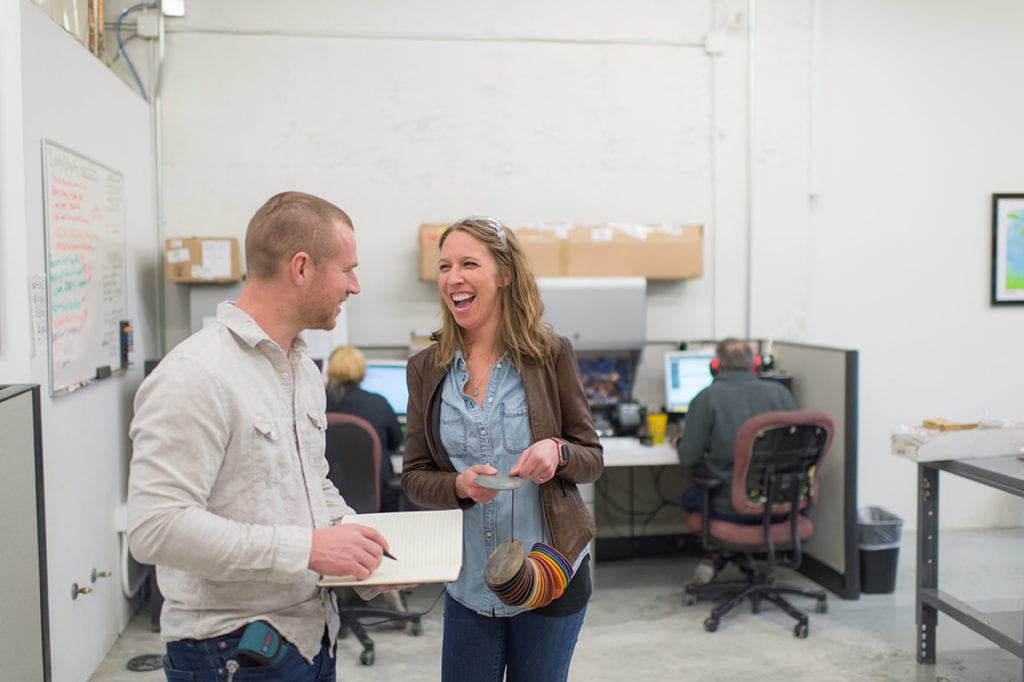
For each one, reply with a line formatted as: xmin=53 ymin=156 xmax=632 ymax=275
xmin=41 ymin=140 xmax=127 ymax=396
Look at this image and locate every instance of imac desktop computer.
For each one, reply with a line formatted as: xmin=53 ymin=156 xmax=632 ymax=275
xmin=360 ymin=360 xmax=410 ymax=419
xmin=663 ymin=350 xmax=716 ymax=415
xmin=576 ymin=352 xmax=644 ymax=436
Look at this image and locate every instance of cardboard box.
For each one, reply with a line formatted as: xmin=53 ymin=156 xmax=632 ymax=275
xmin=564 ymin=224 xmax=703 ymax=279
xmin=509 ymin=226 xmax=565 ymax=277
xmin=418 ymin=224 xmax=448 ymax=281
xmin=418 ymin=223 xmax=567 ymax=280
xmin=165 ymin=237 xmax=242 ymax=283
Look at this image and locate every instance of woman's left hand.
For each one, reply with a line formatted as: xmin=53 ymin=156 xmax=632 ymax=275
xmin=508 ymin=438 xmax=560 ymax=485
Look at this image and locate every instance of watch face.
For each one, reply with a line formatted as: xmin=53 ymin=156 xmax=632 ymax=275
xmin=559 ymin=443 xmax=570 ymax=463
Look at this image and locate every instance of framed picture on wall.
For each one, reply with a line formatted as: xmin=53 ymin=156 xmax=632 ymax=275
xmin=991 ymin=193 xmax=1024 ymax=305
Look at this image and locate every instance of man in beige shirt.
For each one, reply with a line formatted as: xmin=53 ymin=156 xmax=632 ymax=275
xmin=128 ymin=192 xmax=390 ymax=680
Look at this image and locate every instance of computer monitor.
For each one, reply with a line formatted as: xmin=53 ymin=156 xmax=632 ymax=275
xmin=577 ymin=353 xmax=634 ymax=407
xmin=361 ymin=360 xmax=409 ymax=416
xmin=664 ymin=350 xmax=715 ymax=414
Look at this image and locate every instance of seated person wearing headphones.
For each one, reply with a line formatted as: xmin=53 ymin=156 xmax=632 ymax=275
xmin=671 ymin=337 xmax=795 ymax=586
xmin=326 ymin=346 xmax=404 ymax=512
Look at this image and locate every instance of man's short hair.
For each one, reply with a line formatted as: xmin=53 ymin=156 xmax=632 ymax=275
xmin=245 ymin=191 xmax=352 ymax=280
xmin=715 ymin=337 xmax=754 ymax=372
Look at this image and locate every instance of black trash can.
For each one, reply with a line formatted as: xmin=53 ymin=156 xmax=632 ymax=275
xmin=857 ymin=506 xmax=903 ymax=594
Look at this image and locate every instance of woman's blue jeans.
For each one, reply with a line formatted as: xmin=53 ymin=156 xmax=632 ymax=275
xmin=441 ymin=592 xmax=587 ymax=682
xmin=162 ymin=627 xmax=335 ymax=681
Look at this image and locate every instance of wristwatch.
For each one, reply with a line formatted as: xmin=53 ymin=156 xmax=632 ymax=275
xmin=552 ymin=438 xmax=570 ymax=467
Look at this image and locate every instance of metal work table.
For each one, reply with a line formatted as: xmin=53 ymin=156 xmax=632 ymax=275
xmin=916 ymin=454 xmax=1024 ymax=675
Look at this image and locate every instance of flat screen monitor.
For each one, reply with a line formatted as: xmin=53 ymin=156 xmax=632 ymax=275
xmin=577 ymin=353 xmax=633 ymax=407
xmin=664 ymin=350 xmax=715 ymax=414
xmin=361 ymin=360 xmax=409 ymax=416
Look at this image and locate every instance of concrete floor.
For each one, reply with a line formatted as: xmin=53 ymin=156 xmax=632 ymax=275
xmin=91 ymin=529 xmax=1023 ymax=681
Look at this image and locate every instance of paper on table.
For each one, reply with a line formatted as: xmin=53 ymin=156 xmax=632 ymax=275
xmin=318 ymin=509 xmax=463 ymax=587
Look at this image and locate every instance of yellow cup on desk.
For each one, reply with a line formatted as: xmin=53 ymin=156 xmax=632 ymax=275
xmin=646 ymin=413 xmax=668 ymax=445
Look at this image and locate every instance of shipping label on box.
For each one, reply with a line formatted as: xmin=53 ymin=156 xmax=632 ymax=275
xmin=165 ymin=237 xmax=242 ymax=283
xmin=565 ymin=224 xmax=702 ymax=279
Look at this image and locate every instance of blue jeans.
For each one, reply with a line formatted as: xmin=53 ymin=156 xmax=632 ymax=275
xmin=441 ymin=592 xmax=586 ymax=682
xmin=163 ymin=627 xmax=335 ymax=681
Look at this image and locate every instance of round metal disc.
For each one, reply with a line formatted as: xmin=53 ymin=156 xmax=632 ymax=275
xmin=476 ymin=473 xmax=524 ymax=490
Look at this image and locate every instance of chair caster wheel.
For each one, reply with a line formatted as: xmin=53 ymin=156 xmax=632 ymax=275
xmin=793 ymin=622 xmax=809 ymax=638
xmin=816 ymin=599 xmax=828 ymax=614
xmin=704 ymin=617 xmax=719 ymax=633
xmin=684 ymin=593 xmax=698 ymax=606
xmin=360 ymin=650 xmax=375 ymax=666
xmin=409 ymin=620 xmax=423 ymax=636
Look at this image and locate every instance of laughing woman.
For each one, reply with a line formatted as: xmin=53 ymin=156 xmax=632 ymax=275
xmin=401 ymin=216 xmax=603 ymax=682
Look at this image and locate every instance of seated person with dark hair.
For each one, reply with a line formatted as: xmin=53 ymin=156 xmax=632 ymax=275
xmin=325 ymin=345 xmax=403 ymax=512
xmin=671 ymin=337 xmax=795 ymax=586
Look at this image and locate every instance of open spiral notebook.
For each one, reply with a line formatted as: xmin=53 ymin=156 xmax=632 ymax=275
xmin=317 ymin=509 xmax=463 ymax=587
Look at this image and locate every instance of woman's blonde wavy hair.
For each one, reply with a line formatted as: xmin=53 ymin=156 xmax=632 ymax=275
xmin=431 ymin=216 xmax=552 ymax=370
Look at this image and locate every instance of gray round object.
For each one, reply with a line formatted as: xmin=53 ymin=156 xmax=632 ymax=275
xmin=476 ymin=473 xmax=524 ymax=490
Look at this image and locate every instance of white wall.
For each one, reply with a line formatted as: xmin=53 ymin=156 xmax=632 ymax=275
xmin=804 ymin=1 xmax=1024 ymax=529
xmin=7 ymin=2 xmax=159 ymax=679
xmin=153 ymin=0 xmax=723 ymax=346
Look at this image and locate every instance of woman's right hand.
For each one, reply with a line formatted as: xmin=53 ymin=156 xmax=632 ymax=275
xmin=454 ymin=464 xmax=500 ymax=503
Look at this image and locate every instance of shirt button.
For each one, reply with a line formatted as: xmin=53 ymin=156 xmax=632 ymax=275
xmin=488 ymin=397 xmax=494 ymax=403
xmin=218 ymin=641 xmax=227 ymax=650
xmin=280 ymin=372 xmax=288 ymax=379
xmin=486 ymin=531 xmax=492 ymax=538
xmin=496 ymin=362 xmax=502 ymax=368
xmin=479 ymin=429 xmax=486 ymax=435
xmin=216 ymin=668 xmax=225 ymax=675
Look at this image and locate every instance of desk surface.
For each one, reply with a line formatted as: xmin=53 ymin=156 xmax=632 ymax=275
xmin=390 ymin=438 xmax=679 ymax=474
xmin=599 ymin=437 xmax=678 ymax=467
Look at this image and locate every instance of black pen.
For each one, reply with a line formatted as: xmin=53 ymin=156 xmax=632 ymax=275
xmin=383 ymin=550 xmax=398 ymax=561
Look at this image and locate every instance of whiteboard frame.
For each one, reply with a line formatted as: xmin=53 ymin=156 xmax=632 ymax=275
xmin=40 ymin=140 xmax=128 ymax=396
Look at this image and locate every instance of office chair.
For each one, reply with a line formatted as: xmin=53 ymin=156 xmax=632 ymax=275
xmin=324 ymin=413 xmax=422 ymax=666
xmin=683 ymin=410 xmax=834 ymax=638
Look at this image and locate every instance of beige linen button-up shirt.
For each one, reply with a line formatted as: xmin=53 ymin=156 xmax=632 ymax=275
xmin=128 ymin=302 xmax=353 ymax=663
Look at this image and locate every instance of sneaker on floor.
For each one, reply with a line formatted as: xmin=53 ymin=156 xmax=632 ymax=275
xmin=689 ymin=558 xmax=718 ymax=586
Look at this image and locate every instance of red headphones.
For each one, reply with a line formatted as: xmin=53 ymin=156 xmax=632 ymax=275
xmin=709 ymin=355 xmax=762 ymax=376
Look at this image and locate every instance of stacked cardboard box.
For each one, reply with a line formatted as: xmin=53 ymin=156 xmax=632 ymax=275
xmin=418 ymin=222 xmax=702 ymax=281
xmin=165 ymin=238 xmax=242 ymax=283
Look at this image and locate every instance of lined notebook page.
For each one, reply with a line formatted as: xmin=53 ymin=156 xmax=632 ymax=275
xmin=318 ymin=509 xmax=463 ymax=587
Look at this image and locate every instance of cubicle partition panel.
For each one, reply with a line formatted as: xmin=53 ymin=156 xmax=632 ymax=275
xmin=0 ymin=385 xmax=50 ymax=680
xmin=773 ymin=342 xmax=860 ymax=600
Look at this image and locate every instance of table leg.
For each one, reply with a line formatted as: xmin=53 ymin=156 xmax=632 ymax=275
xmin=917 ymin=463 xmax=939 ymax=664
xmin=628 ymin=466 xmax=635 ymax=541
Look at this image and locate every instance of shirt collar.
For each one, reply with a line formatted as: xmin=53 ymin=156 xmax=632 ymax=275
xmin=216 ymin=301 xmax=308 ymax=354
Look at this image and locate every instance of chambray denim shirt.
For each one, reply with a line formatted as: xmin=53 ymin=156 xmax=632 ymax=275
xmin=440 ymin=350 xmax=545 ymax=616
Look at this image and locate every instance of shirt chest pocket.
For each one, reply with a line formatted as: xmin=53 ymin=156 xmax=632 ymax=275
xmin=251 ymin=418 xmax=285 ymax=482
xmin=439 ymin=399 xmax=470 ymax=459
xmin=302 ymin=411 xmax=327 ymax=469
xmin=500 ymin=398 xmax=532 ymax=456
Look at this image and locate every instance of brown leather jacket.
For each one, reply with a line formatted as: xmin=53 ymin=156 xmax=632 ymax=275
xmin=401 ymin=334 xmax=603 ymax=564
